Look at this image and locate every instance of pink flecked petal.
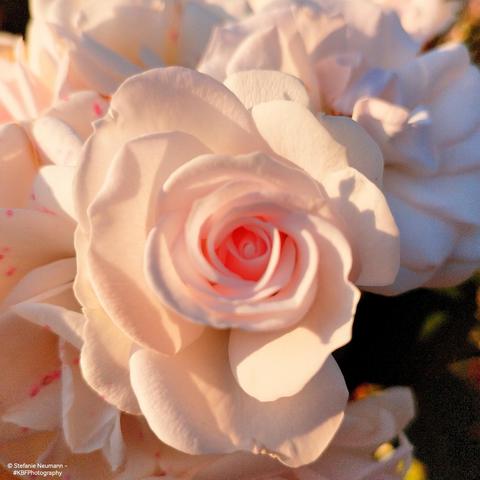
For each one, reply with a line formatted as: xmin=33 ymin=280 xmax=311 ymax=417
xmin=2 ymin=258 xmax=76 ymax=309
xmin=0 ymin=312 xmax=59 ymax=435
xmin=0 ymin=123 xmax=37 ymax=209
xmin=0 ymin=209 xmax=74 ymax=303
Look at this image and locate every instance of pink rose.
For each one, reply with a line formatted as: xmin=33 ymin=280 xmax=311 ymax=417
xmin=74 ymin=67 xmax=398 ymax=467
xmin=28 ymin=0 xmax=251 ymax=96
xmin=199 ymin=0 xmax=419 ymax=114
xmin=371 ymin=0 xmax=461 ymax=43
xmin=354 ymin=44 xmax=480 ymax=293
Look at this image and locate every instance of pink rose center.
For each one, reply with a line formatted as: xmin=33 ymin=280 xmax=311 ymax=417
xmin=232 ymin=227 xmax=268 ymax=259
xmin=214 ymin=224 xmax=273 ymax=282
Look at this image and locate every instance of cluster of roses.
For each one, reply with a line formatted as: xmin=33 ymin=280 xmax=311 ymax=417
xmin=0 ymin=0 xmax=478 ymax=478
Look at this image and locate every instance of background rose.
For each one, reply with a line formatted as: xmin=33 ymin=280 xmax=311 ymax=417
xmin=0 ymin=261 xmax=125 ymax=478
xmin=26 ymin=0 xmax=251 ymax=96
xmin=354 ymin=42 xmax=480 ymax=293
xmin=0 ymin=33 xmax=53 ymax=123
xmin=0 ymin=90 xmax=108 ymax=303
xmin=73 ymin=66 xmax=398 ymax=467
xmin=371 ymin=0 xmax=461 ymax=43
xmin=199 ymin=0 xmax=419 ymax=114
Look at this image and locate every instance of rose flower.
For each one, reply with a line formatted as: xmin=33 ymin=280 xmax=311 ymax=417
xmin=74 ymin=66 xmax=398 ymax=467
xmin=27 ymin=0 xmax=252 ymax=96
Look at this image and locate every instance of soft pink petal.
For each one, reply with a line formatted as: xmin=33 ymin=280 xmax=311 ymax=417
xmin=32 ymin=165 xmax=77 ymax=221
xmin=309 ymin=387 xmax=415 ymax=480
xmin=130 ymin=330 xmax=348 ymax=468
xmin=386 ymin=194 xmax=458 ymax=283
xmin=2 ymin=380 xmax=61 ymax=432
xmin=323 ymin=168 xmax=400 ymax=286
xmin=224 ymin=69 xmax=310 ymax=110
xmin=0 ymin=313 xmax=59 ymax=432
xmin=60 ymin=341 xmax=124 ymax=466
xmin=227 ymin=25 xmax=283 ymax=75
xmin=80 ymin=308 xmax=140 ymax=415
xmin=2 ymin=258 xmax=76 ymax=309
xmin=12 ymin=284 xmax=84 ymax=350
xmin=45 ymin=90 xmax=110 ymax=144
xmin=385 ymin=169 xmax=480 ymax=226
xmin=430 ymin=64 xmax=480 ymax=146
xmin=0 ymin=209 xmax=74 ymax=302
xmin=317 ymin=114 xmax=384 ymax=186
xmin=32 ymin=117 xmax=83 ymax=167
xmin=75 ymin=67 xmax=263 ymax=228
xmin=86 ymin=132 xmax=207 ymax=354
xmin=0 ymin=123 xmax=37 ymax=209
xmin=251 ymin=100 xmax=350 ymax=177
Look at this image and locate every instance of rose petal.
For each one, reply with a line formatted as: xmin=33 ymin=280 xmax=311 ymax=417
xmin=2 ymin=380 xmax=61 ymax=432
xmin=32 ymin=165 xmax=77 ymax=221
xmin=388 ymin=193 xmax=457 ymax=273
xmin=224 ymin=69 xmax=310 ymax=110
xmin=385 ymin=169 xmax=480 ymax=226
xmin=0 ymin=313 xmax=59 ymax=424
xmin=252 ymin=100 xmax=379 ymax=179
xmin=10 ymin=277 xmax=82 ymax=343
xmin=32 ymin=116 xmax=83 ymax=167
xmin=87 ymin=132 xmax=207 ymax=354
xmin=323 ymin=168 xmax=400 ymax=286
xmin=80 ymin=308 xmax=140 ymax=415
xmin=75 ymin=67 xmax=263 ymax=227
xmin=130 ymin=330 xmax=348 ymax=468
xmin=2 ymin=258 xmax=76 ymax=309
xmin=0 ymin=209 xmax=74 ymax=302
xmin=0 ymin=123 xmax=37 ymax=209
xmin=317 ymin=113 xmax=384 ymax=186
xmin=60 ymin=341 xmax=124 ymax=467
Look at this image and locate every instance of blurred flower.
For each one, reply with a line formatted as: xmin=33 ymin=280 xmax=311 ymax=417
xmin=0 ymin=33 xmax=53 ymax=122
xmin=371 ymin=0 xmax=461 ymax=43
xmin=199 ymin=0 xmax=419 ymax=114
xmin=404 ymin=458 xmax=428 ymax=480
xmin=27 ymin=0 xmax=251 ymax=95
xmin=354 ymin=43 xmax=480 ymax=293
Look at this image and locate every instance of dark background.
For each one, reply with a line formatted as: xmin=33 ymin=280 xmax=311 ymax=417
xmin=0 ymin=1 xmax=28 ymax=34
xmin=1 ymin=1 xmax=479 ymax=478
